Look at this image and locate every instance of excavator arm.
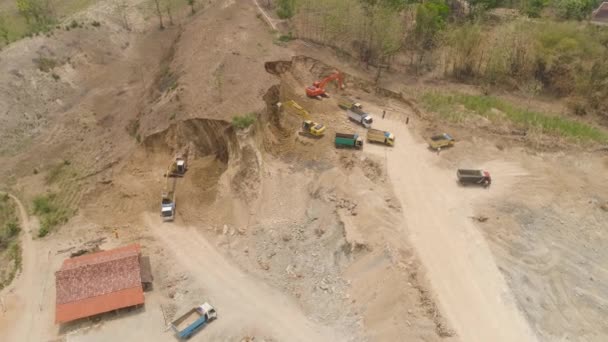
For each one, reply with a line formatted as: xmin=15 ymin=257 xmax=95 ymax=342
xmin=306 ymin=71 xmax=344 ymax=98
xmin=317 ymin=72 xmax=344 ymax=90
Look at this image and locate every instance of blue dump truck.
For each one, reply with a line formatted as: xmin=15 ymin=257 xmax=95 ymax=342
xmin=171 ymin=303 xmax=217 ymax=339
xmin=335 ymin=133 xmax=363 ymax=149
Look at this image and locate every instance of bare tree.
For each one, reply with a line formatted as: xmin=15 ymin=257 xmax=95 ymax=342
xmin=165 ymin=2 xmax=174 ymax=25
xmin=154 ymin=0 xmax=164 ymax=29
xmin=187 ymin=0 xmax=195 ymax=14
xmin=115 ymin=0 xmax=131 ymax=31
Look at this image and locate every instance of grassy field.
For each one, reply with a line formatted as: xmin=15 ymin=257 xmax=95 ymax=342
xmin=421 ymin=92 xmax=608 ymax=144
xmin=0 ymin=0 xmax=95 ymax=47
xmin=32 ymin=160 xmax=79 ymax=237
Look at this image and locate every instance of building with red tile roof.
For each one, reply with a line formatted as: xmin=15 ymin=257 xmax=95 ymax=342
xmin=592 ymin=2 xmax=608 ymax=23
xmin=55 ymin=244 xmax=145 ymax=323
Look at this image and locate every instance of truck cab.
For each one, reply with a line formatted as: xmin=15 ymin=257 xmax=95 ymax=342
xmin=347 ymin=107 xmax=373 ymax=128
xmin=171 ymin=303 xmax=217 ymax=339
xmin=161 ymin=195 xmax=175 ymax=221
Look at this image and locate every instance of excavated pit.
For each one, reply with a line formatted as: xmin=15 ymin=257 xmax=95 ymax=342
xmin=142 ymin=118 xmax=237 ymax=163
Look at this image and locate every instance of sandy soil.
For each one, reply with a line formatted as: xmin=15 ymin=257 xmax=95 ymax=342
xmin=365 ymin=118 xmax=537 ymax=342
xmin=1 ymin=1 xmax=608 ymax=342
xmin=0 ymin=193 xmax=57 ymax=342
xmin=146 ymin=214 xmax=343 ymax=341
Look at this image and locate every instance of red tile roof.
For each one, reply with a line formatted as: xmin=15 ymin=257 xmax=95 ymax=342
xmin=55 ymin=244 xmax=145 ymax=323
xmin=593 ymin=2 xmax=608 ymax=21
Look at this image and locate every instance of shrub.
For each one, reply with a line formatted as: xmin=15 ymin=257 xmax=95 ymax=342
xmin=91 ymin=21 xmax=101 ymax=27
xmin=278 ymin=33 xmax=294 ymax=42
xmin=277 ymin=0 xmax=296 ymax=19
xmin=32 ymin=193 xmax=72 ymax=237
xmin=232 ymin=113 xmax=256 ymax=129
xmin=69 ymin=20 xmax=78 ymax=29
xmin=421 ymin=92 xmax=608 ymax=143
xmin=33 ymin=195 xmax=53 ymax=214
xmin=34 ymin=57 xmax=58 ymax=72
xmin=5 ymin=221 xmax=20 ymax=237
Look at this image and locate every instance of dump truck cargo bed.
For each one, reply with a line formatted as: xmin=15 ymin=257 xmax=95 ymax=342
xmin=457 ymin=169 xmax=491 ymax=187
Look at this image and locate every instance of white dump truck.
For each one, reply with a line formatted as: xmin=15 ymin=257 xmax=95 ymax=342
xmin=346 ymin=105 xmax=373 ymax=128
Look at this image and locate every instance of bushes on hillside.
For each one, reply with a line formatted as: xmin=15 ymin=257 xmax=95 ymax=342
xmin=442 ymin=19 xmax=608 ymax=114
xmin=232 ymin=113 xmax=256 ymax=129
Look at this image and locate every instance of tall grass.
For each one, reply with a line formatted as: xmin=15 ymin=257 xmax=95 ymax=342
xmin=32 ymin=193 xmax=73 ymax=237
xmin=421 ymin=92 xmax=608 ymax=143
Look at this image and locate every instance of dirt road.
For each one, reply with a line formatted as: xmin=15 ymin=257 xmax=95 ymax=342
xmin=145 ymin=214 xmax=342 ymax=341
xmin=0 ymin=194 xmax=51 ymax=342
xmin=366 ymin=119 xmax=538 ymax=342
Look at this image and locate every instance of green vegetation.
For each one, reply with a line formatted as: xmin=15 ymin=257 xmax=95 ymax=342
xmin=33 ymin=56 xmax=58 ymax=72
xmin=0 ymin=193 xmax=20 ymax=248
xmin=0 ymin=0 xmax=96 ymax=48
xmin=421 ymin=92 xmax=608 ymax=143
xmin=32 ymin=193 xmax=73 ymax=237
xmin=232 ymin=113 xmax=256 ymax=129
xmin=0 ymin=242 xmax=22 ymax=290
xmin=277 ymin=0 xmax=296 ymax=19
xmin=283 ymin=0 xmax=608 ymax=119
xmin=278 ymin=32 xmax=294 ymax=42
xmin=442 ymin=20 xmax=608 ymax=117
xmin=0 ymin=193 xmax=21 ymax=290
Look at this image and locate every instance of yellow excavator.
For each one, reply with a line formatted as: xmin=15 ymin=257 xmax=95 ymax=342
xmin=300 ymin=120 xmax=326 ymax=138
xmin=282 ymin=100 xmax=326 ymax=138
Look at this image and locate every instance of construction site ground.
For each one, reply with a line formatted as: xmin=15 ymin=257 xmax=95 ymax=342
xmin=1 ymin=1 xmax=608 ymax=342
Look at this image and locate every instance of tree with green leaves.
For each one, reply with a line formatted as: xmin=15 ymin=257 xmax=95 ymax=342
xmin=16 ymin=0 xmax=54 ymax=29
xmin=277 ymin=0 xmax=296 ymax=19
xmin=412 ymin=0 xmax=449 ymax=70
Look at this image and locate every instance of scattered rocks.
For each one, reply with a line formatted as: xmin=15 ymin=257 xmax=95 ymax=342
xmin=257 ymin=259 xmax=270 ymax=271
xmin=336 ymin=198 xmax=358 ymax=215
xmin=470 ymin=216 xmax=489 ymax=222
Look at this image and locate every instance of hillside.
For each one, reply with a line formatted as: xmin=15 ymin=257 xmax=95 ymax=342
xmin=0 ymin=1 xmax=607 ymax=342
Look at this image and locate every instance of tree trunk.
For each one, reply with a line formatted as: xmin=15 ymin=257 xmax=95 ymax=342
xmin=154 ymin=0 xmax=164 ymax=29
xmin=166 ymin=4 xmax=173 ymax=25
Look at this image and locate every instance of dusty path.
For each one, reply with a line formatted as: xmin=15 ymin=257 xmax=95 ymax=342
xmin=145 ymin=214 xmax=342 ymax=341
xmin=0 ymin=193 xmax=49 ymax=342
xmin=366 ymin=120 xmax=538 ymax=342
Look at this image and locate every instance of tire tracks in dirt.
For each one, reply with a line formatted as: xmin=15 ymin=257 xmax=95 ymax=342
xmin=145 ymin=213 xmax=343 ymax=341
xmin=0 ymin=193 xmax=48 ymax=342
xmin=365 ymin=120 xmax=538 ymax=342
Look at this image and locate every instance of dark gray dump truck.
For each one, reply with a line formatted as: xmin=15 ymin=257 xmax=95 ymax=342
xmin=457 ymin=169 xmax=491 ymax=187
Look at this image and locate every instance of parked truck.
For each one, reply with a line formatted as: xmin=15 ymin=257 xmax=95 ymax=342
xmin=161 ymin=176 xmax=176 ymax=221
xmin=457 ymin=169 xmax=491 ymax=188
xmin=171 ymin=303 xmax=217 ymax=340
xmin=367 ymin=128 xmax=395 ymax=146
xmin=346 ymin=106 xmax=373 ymax=128
xmin=428 ymin=133 xmax=455 ymax=150
xmin=335 ymin=133 xmax=363 ymax=149
xmin=338 ymin=99 xmax=362 ymax=111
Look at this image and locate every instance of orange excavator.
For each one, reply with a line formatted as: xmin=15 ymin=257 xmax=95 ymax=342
xmin=305 ymin=71 xmax=344 ymax=99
